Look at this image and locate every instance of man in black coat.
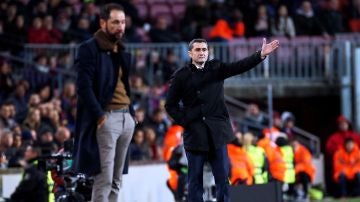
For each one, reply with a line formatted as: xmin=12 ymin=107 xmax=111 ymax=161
xmin=72 ymin=3 xmax=135 ymax=202
xmin=165 ymin=38 xmax=279 ymax=202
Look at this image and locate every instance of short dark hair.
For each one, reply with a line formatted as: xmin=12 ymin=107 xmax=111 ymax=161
xmin=188 ymin=38 xmax=208 ymax=50
xmin=100 ymin=3 xmax=124 ymax=20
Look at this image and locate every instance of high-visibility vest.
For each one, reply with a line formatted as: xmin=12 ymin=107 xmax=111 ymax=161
xmin=246 ymin=145 xmax=268 ymax=184
xmin=280 ymin=145 xmax=296 ymax=183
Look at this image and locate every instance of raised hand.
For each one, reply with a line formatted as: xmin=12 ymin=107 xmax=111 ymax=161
xmin=260 ymin=38 xmax=280 ymax=58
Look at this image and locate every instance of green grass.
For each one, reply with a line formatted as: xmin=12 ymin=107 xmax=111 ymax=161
xmin=313 ymin=197 xmax=360 ymax=202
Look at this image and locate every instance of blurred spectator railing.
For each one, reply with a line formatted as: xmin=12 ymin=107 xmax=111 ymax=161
xmin=22 ymin=34 xmax=360 ymax=86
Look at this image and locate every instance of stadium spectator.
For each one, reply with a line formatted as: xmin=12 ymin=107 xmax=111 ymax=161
xmin=129 ymin=128 xmax=149 ymax=161
xmin=181 ymin=0 xmax=211 ymax=40
xmin=228 ymin=131 xmax=255 ymax=185
xmin=0 ymin=60 xmax=15 ymax=101
xmin=291 ymin=138 xmax=315 ymax=200
xmin=318 ymin=0 xmax=344 ymax=35
xmin=144 ymin=127 xmax=162 ymax=160
xmin=148 ymin=108 xmax=169 ymax=145
xmin=254 ymin=5 xmax=271 ymax=37
xmin=281 ymin=111 xmax=298 ymax=140
xmin=333 ymin=138 xmax=360 ymax=197
xmin=22 ymin=108 xmax=41 ymax=138
xmin=43 ymin=15 xmax=62 ymax=44
xmin=123 ymin=16 xmax=143 ymax=43
xmin=54 ymin=127 xmax=71 ymax=150
xmin=5 ymin=14 xmax=27 ymax=54
xmin=326 ymin=115 xmax=360 ymax=158
xmin=8 ymin=81 xmax=29 ymax=123
xmin=149 ymin=16 xmax=181 ymax=42
xmin=242 ymin=103 xmax=268 ymax=133
xmin=27 ymin=17 xmax=49 ymax=44
xmin=294 ymin=1 xmax=328 ymax=36
xmin=209 ymin=9 xmax=245 ymax=41
xmin=271 ymin=5 xmax=296 ymax=38
xmin=0 ymin=102 xmax=17 ymax=130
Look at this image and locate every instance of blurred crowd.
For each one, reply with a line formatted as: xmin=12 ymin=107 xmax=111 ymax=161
xmin=0 ymin=0 xmax=359 ymax=55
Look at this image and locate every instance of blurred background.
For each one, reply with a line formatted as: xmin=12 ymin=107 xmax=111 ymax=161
xmin=0 ymin=0 xmax=360 ymax=201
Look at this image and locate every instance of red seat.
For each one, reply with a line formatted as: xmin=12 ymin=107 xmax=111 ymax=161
xmin=349 ymin=19 xmax=360 ymax=32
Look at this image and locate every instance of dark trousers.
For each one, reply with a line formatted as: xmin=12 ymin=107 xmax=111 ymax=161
xmin=185 ymin=145 xmax=230 ymax=202
xmin=338 ymin=172 xmax=360 ymax=197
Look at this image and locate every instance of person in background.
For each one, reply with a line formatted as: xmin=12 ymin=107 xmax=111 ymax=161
xmin=333 ymin=138 xmax=360 ymax=198
xmin=227 ymin=131 xmax=255 ymax=185
xmin=290 ymin=138 xmax=315 ymax=200
xmin=326 ymin=115 xmax=360 ymax=158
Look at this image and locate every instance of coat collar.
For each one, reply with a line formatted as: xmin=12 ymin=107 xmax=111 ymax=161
xmin=94 ymin=29 xmax=125 ymax=52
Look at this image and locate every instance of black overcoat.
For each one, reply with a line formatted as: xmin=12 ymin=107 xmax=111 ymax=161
xmin=165 ymin=51 xmax=263 ymax=151
xmin=72 ymin=38 xmax=133 ymax=176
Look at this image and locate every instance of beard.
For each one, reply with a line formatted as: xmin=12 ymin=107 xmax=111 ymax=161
xmin=105 ymin=26 xmax=124 ymax=41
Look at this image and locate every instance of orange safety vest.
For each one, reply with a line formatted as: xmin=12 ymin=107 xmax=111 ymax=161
xmin=333 ymin=144 xmax=360 ymax=182
xmin=227 ymin=144 xmax=255 ymax=185
xmin=294 ymin=144 xmax=316 ymax=182
xmin=258 ymin=137 xmax=286 ymax=182
xmin=163 ymin=125 xmax=184 ymax=191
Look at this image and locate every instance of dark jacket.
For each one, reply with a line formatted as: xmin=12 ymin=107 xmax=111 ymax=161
xmin=10 ymin=162 xmax=48 ymax=202
xmin=72 ymin=37 xmax=133 ymax=176
xmin=165 ymin=51 xmax=263 ymax=151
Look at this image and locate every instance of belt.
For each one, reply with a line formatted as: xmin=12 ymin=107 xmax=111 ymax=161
xmin=106 ymin=108 xmax=129 ymax=113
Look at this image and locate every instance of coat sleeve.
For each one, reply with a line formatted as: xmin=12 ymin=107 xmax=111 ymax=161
xmin=165 ymin=72 xmax=186 ymax=126
xmin=218 ymin=50 xmax=264 ymax=80
xmin=76 ymin=43 xmax=104 ymax=120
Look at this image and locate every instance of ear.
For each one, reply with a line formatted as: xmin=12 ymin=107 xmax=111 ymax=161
xmin=99 ymin=18 xmax=106 ymax=29
xmin=188 ymin=50 xmax=191 ymax=58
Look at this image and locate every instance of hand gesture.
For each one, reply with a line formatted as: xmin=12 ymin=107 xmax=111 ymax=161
xmin=260 ymin=38 xmax=280 ymax=58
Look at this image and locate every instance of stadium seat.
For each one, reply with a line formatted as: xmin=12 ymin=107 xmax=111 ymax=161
xmin=171 ymin=3 xmax=186 ymax=17
xmin=149 ymin=4 xmax=171 ymax=19
xmin=349 ymin=19 xmax=360 ymax=32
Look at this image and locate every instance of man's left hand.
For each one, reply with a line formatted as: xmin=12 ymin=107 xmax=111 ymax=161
xmin=260 ymin=38 xmax=280 ymax=59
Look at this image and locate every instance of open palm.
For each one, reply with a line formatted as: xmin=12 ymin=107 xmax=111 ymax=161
xmin=261 ymin=38 xmax=280 ymax=58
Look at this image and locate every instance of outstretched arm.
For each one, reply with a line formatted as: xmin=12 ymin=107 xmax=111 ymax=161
xmin=218 ymin=38 xmax=280 ymax=79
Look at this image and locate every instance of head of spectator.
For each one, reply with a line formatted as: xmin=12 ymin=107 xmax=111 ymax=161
xmin=44 ymin=15 xmax=54 ymax=30
xmin=28 ymin=93 xmax=41 ymax=108
xmin=233 ymin=131 xmax=243 ymax=145
xmin=151 ymin=108 xmax=166 ymax=124
xmin=298 ymin=1 xmax=314 ymax=17
xmin=38 ymin=85 xmax=52 ymax=103
xmin=155 ymin=17 xmax=168 ymax=31
xmin=328 ymin=0 xmax=340 ymax=11
xmin=34 ymin=1 xmax=48 ymax=17
xmin=0 ymin=59 xmax=12 ymax=75
xmin=15 ymin=14 xmax=25 ymax=29
xmin=55 ymin=127 xmax=71 ymax=147
xmin=290 ymin=137 xmax=300 ymax=150
xmin=23 ymin=145 xmax=41 ymax=163
xmin=337 ymin=115 xmax=351 ymax=132
xmin=13 ymin=132 xmax=22 ymax=149
xmin=345 ymin=137 xmax=356 ymax=153
xmin=14 ymin=81 xmax=26 ymax=97
xmin=135 ymin=107 xmax=146 ymax=124
xmin=39 ymin=129 xmax=54 ymax=144
xmin=243 ymin=131 xmax=256 ymax=147
xmin=0 ymin=102 xmax=12 ymax=121
xmin=63 ymin=81 xmax=76 ymax=99
xmin=55 ymin=12 xmax=71 ymax=32
xmin=77 ymin=17 xmax=91 ymax=31
xmin=246 ymin=103 xmax=263 ymax=120
xmin=24 ymin=108 xmax=41 ymax=130
xmin=133 ymin=129 xmax=145 ymax=146
xmin=144 ymin=127 xmax=157 ymax=145
xmin=0 ymin=130 xmax=13 ymax=150
xmin=8 ymin=102 xmax=16 ymax=119
xmin=31 ymin=17 xmax=44 ymax=30
xmin=6 ymin=3 xmax=17 ymax=22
